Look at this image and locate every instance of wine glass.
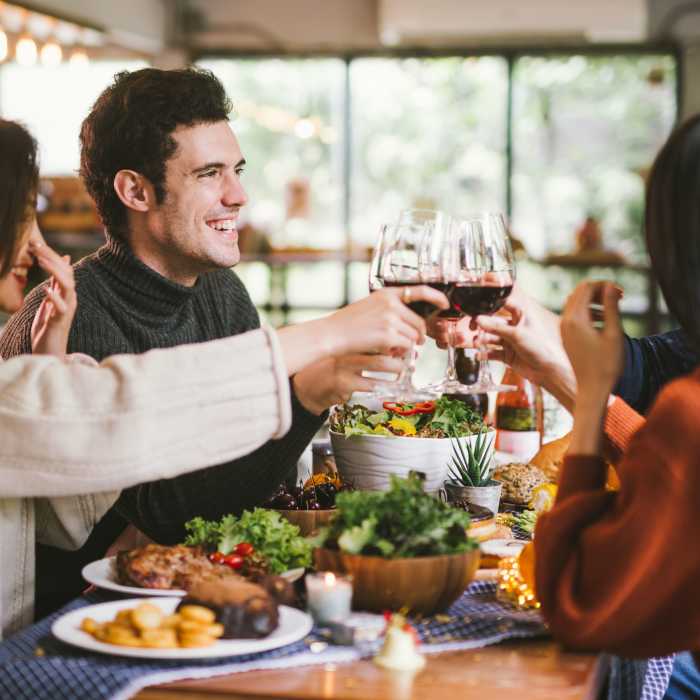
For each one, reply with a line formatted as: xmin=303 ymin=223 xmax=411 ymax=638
xmin=372 ymin=216 xmax=446 ymax=401
xmin=365 ymin=225 xmax=400 ymax=399
xmin=368 ymin=224 xmax=388 ymax=292
xmin=464 ymin=211 xmax=517 ymax=393
xmin=424 ymin=217 xmax=485 ymax=396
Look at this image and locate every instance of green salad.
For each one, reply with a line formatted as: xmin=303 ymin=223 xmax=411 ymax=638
xmin=316 ymin=474 xmax=477 ymax=558
xmin=329 ymin=396 xmax=484 ymax=439
xmin=184 ymin=508 xmax=312 ymax=574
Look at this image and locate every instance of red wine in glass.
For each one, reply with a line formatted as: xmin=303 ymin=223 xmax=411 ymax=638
xmin=382 ymin=280 xmax=438 ymax=318
xmin=449 ymin=283 xmax=513 ymax=317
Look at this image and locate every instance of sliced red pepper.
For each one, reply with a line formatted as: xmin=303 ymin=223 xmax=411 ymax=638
xmin=382 ymin=400 xmax=435 ymax=416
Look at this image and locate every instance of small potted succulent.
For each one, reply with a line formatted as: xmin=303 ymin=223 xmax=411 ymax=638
xmin=443 ymin=428 xmax=501 ymax=516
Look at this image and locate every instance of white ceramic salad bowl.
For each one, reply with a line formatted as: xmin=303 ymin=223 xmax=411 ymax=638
xmin=330 ymin=429 xmax=495 ymax=495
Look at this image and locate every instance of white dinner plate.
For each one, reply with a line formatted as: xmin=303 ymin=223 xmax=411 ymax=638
xmin=82 ymin=557 xmax=305 ymax=597
xmin=52 ymin=597 xmax=313 ymax=659
xmin=479 ymin=538 xmax=527 ymax=559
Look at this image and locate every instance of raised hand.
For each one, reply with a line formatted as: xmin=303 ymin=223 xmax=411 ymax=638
xmin=561 ymin=281 xmax=624 ymax=402
xmin=30 ymin=242 xmax=77 ymax=357
xmin=326 ymin=285 xmax=449 ymax=357
xmin=292 ymin=354 xmax=404 ymax=414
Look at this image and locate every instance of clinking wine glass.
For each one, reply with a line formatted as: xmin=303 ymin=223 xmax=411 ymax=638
xmin=366 ymin=224 xmax=400 ymax=398
xmin=424 ymin=217 xmax=485 ymax=395
xmin=371 ymin=217 xmax=445 ymax=401
xmin=462 ymin=211 xmax=517 ymax=393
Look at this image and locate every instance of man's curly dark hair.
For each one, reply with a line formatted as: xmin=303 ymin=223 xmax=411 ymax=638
xmin=79 ymin=68 xmax=233 ymax=239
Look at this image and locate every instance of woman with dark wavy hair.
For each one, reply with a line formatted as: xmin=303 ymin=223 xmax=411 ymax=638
xmin=0 ymin=119 xmax=446 ymax=638
xmin=0 ymin=121 xmax=42 ymax=308
xmin=0 ymin=120 xmax=78 ymax=354
xmin=534 ymin=115 xmax=700 ymax=672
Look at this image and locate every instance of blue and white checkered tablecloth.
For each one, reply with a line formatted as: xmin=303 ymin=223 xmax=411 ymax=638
xmin=0 ymin=580 xmax=673 ymax=700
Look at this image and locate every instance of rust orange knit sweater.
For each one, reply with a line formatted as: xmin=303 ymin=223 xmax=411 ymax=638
xmin=535 ymin=369 xmax=700 ymax=660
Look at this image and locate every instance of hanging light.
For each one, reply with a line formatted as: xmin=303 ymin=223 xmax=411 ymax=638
xmin=40 ymin=39 xmax=62 ymax=66
xmin=0 ymin=30 xmax=7 ymax=62
xmin=68 ymin=47 xmax=88 ymax=67
xmin=15 ymin=34 xmax=37 ymax=66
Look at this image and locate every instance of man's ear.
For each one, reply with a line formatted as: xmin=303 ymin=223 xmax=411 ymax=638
xmin=113 ymin=170 xmax=156 ymax=212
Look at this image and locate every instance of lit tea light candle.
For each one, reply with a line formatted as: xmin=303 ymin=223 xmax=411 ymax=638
xmin=305 ymin=571 xmax=352 ymax=624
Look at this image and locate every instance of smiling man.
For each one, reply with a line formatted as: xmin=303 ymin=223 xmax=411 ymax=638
xmin=0 ymin=68 xmax=374 ymax=614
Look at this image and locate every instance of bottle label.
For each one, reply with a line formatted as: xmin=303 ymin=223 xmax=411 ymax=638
xmin=496 ymin=406 xmax=537 ymax=431
xmin=496 ymin=430 xmax=541 ymax=461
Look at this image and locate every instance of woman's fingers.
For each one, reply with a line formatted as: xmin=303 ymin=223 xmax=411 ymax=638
xmin=45 ymin=286 xmax=68 ymax=315
xmin=562 ymin=281 xmax=595 ymax=322
xmin=32 ymin=246 xmax=74 ymax=292
xmin=499 ymin=299 xmax=522 ymax=325
xmin=485 ymin=347 xmax=506 ymax=363
xmin=602 ymin=282 xmax=621 ymax=338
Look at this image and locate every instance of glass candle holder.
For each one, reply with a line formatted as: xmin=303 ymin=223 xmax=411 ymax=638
xmin=305 ymin=571 xmax=353 ymax=624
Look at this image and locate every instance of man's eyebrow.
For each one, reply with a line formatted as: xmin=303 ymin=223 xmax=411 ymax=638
xmin=191 ymin=158 xmax=246 ymax=175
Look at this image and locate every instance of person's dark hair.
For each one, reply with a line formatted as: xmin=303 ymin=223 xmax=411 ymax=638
xmin=0 ymin=120 xmax=38 ymax=277
xmin=79 ymin=67 xmax=232 ymax=239
xmin=646 ymin=113 xmax=700 ymax=349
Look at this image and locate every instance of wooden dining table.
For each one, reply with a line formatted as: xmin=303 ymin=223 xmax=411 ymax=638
xmin=136 ymin=638 xmax=604 ymax=700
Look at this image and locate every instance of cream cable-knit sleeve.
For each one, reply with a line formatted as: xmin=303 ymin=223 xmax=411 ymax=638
xmin=0 ymin=326 xmax=291 ymax=498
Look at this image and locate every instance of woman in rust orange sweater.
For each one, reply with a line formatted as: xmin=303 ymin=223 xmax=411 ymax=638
xmin=534 ymin=115 xmax=700 ymax=663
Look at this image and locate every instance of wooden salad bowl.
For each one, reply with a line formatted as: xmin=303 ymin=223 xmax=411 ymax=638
xmin=314 ymin=547 xmax=481 ymax=614
xmin=275 ymin=508 xmax=336 ymax=537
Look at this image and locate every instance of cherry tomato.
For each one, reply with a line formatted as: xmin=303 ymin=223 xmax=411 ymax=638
xmin=208 ymin=551 xmax=225 ymax=564
xmin=223 ymin=553 xmax=244 ymax=570
xmin=234 ymin=542 xmax=254 ymax=557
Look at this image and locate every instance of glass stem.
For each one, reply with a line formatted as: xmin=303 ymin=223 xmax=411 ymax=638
xmin=445 ymin=321 xmax=458 ymax=382
xmin=476 ymin=326 xmax=494 ymax=386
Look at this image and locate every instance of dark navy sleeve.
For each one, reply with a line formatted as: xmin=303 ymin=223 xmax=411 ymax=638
xmin=613 ymin=329 xmax=698 ymax=414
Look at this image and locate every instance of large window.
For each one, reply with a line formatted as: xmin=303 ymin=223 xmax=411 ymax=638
xmin=200 ymin=51 xmax=677 ymax=338
xmin=511 ymin=54 xmax=677 ymax=261
xmin=0 ymin=52 xmax=677 ymax=337
xmin=349 ymin=57 xmax=508 ymax=247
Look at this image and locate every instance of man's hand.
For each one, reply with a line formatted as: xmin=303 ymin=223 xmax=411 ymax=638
xmin=323 ymin=285 xmax=449 ymax=357
xmin=30 ymin=243 xmax=77 ymax=357
xmin=292 ymin=354 xmax=404 ymax=415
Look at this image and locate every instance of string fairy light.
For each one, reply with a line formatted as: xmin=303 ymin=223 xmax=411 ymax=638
xmin=496 ymin=557 xmax=540 ymax=611
xmin=68 ymin=47 xmax=89 ymax=67
xmin=0 ymin=2 xmax=104 ymax=67
xmin=40 ymin=39 xmax=62 ymax=66
xmin=15 ymin=34 xmax=37 ymax=65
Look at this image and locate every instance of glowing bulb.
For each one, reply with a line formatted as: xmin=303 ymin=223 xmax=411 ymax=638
xmin=15 ymin=36 xmax=37 ymax=66
xmin=0 ymin=30 xmax=7 ymax=62
xmin=40 ymin=40 xmax=62 ymax=66
xmin=294 ymin=118 xmax=315 ymax=139
xmin=68 ymin=48 xmax=88 ymax=67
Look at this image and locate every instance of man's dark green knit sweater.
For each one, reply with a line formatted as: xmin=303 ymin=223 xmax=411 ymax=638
xmin=0 ymin=236 xmax=324 ymax=615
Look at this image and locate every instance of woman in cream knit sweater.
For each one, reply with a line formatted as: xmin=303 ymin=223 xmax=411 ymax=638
xmin=0 ymin=120 xmax=448 ymax=638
